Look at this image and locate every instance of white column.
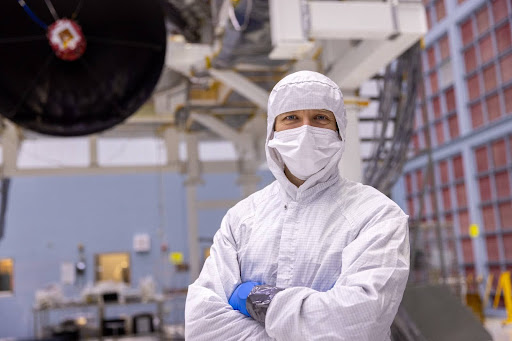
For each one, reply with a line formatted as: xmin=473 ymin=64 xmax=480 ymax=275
xmin=185 ymin=133 xmax=202 ymax=282
xmin=339 ymin=105 xmax=362 ymax=182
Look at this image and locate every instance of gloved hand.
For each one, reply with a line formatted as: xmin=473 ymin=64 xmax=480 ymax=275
xmin=228 ymin=281 xmax=260 ymax=317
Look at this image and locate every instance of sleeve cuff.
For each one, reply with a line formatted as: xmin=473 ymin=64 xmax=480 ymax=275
xmin=246 ymin=285 xmax=284 ymax=324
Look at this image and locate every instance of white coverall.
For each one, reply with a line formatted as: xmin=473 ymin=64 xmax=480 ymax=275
xmin=185 ymin=71 xmax=410 ymax=340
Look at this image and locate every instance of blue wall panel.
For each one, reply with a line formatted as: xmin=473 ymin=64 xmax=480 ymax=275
xmin=0 ymin=170 xmax=274 ymax=337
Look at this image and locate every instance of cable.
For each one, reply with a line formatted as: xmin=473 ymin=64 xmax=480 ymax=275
xmin=44 ymin=0 xmax=59 ymax=21
xmin=15 ymin=0 xmax=48 ymax=30
xmin=71 ymin=0 xmax=83 ymax=20
xmin=228 ymin=0 xmax=253 ymax=32
xmin=363 ymin=42 xmax=421 ymax=194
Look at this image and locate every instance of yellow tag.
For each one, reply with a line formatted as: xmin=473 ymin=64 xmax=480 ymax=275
xmin=169 ymin=252 xmax=184 ymax=265
xmin=469 ymin=224 xmax=480 ymax=238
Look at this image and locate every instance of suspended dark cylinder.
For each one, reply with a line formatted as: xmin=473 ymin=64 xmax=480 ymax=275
xmin=0 ymin=0 xmax=167 ymax=136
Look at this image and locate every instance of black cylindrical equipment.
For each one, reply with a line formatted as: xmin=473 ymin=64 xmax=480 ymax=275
xmin=0 ymin=0 xmax=167 ymax=136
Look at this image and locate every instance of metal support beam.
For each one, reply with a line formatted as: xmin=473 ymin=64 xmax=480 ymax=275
xmin=185 ymin=133 xmax=202 ymax=281
xmin=309 ymin=1 xmax=398 ymax=40
xmin=2 ymin=121 xmax=20 ymax=176
xmin=89 ymin=135 xmax=98 ymax=167
xmin=209 ymin=68 xmax=269 ymax=109
xmin=163 ymin=127 xmax=180 ymax=165
xmin=190 ymin=112 xmax=246 ymax=146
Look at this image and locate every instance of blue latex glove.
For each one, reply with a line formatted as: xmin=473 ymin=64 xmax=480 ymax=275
xmin=228 ymin=281 xmax=260 ymax=317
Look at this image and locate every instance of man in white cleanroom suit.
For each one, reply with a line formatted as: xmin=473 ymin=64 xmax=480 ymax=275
xmin=185 ymin=71 xmax=410 ymax=340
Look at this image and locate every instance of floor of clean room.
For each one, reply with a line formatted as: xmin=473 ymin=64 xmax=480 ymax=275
xmin=486 ymin=317 xmax=512 ymax=341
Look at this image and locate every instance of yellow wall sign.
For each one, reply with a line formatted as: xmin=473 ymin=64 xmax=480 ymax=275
xmin=469 ymin=224 xmax=480 ymax=238
xmin=169 ymin=252 xmax=184 ymax=265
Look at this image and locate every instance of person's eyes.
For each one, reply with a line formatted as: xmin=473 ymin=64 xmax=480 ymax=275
xmin=284 ymin=115 xmax=298 ymax=121
xmin=315 ymin=115 xmax=329 ymax=120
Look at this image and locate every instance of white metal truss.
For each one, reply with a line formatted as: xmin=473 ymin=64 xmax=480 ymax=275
xmin=269 ymin=0 xmax=427 ymax=91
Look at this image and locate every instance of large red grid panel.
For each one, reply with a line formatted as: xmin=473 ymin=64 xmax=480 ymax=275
xmin=492 ymin=0 xmax=509 ymax=23
xmin=467 ymin=74 xmax=481 ymax=101
xmin=492 ymin=139 xmax=507 ymax=167
xmin=430 ymin=191 xmax=437 ymax=213
xmin=476 ymin=6 xmax=490 ymax=35
xmin=456 ymin=183 xmax=467 ymax=207
xmin=425 ymin=170 xmax=434 ymax=188
xmin=427 ymin=46 xmax=436 ymax=70
xmin=479 ymin=176 xmax=493 ymax=201
xmin=495 ymin=171 xmax=511 ymax=198
xmin=499 ymin=201 xmax=512 ymax=227
xmin=442 ymin=187 xmax=452 ymax=210
xmin=406 ymin=173 xmax=413 ymax=194
xmin=453 ymin=155 xmax=464 ymax=179
xmin=504 ymin=86 xmax=512 ymax=114
xmin=459 ymin=210 xmax=470 ymax=235
xmin=420 ymin=196 xmax=427 ymax=217
xmin=407 ymin=198 xmax=415 ymax=216
xmin=496 ymin=23 xmax=512 ymax=53
xmin=487 ymin=236 xmax=501 ymax=261
xmin=464 ymin=47 xmax=477 ymax=73
xmin=482 ymin=204 xmax=497 ymax=231
xmin=461 ymin=19 xmax=474 ymax=47
xmin=510 ymin=136 xmax=512 ymax=157
xmin=503 ymin=233 xmax=512 ymax=259
xmin=475 ymin=145 xmax=489 ymax=172
xmin=500 ymin=53 xmax=512 ymax=83
xmin=445 ymin=212 xmax=454 ymax=225
xmin=430 ymin=72 xmax=439 ymax=94
xmin=479 ymin=35 xmax=495 ymax=64
xmin=412 ymin=134 xmax=420 ymax=154
xmin=426 ymin=7 xmax=433 ymax=30
xmin=471 ymin=102 xmax=484 ymax=128
xmin=415 ymin=107 xmax=424 ymax=127
xmin=423 ymin=130 xmax=430 ymax=149
xmin=416 ymin=169 xmax=424 ymax=191
xmin=445 ymin=87 xmax=456 ymax=112
xmin=435 ymin=121 xmax=445 ymax=145
xmin=483 ymin=64 xmax=498 ymax=92
xmin=486 ymin=94 xmax=501 ymax=121
xmin=439 ymin=160 xmax=449 ymax=184
xmin=439 ymin=35 xmax=450 ymax=60
xmin=435 ymin=0 xmax=446 ymax=22
xmin=448 ymin=114 xmax=459 ymax=138
xmin=462 ymin=237 xmax=474 ymax=262
xmin=432 ymin=96 xmax=442 ymax=119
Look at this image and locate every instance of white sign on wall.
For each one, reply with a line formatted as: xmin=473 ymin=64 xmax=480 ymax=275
xmin=60 ymin=262 xmax=75 ymax=284
xmin=133 ymin=233 xmax=151 ymax=253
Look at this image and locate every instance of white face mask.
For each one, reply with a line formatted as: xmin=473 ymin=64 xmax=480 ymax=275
xmin=268 ymin=125 xmax=343 ymax=181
